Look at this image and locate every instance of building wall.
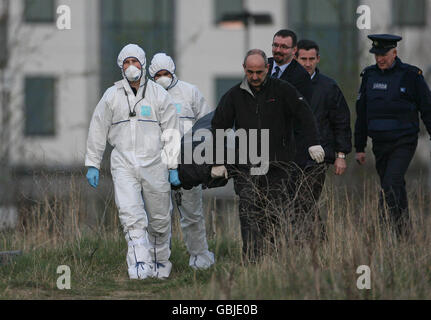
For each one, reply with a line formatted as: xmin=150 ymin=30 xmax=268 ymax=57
xmin=3 ymin=0 xmax=431 ymax=170
xmin=6 ymin=0 xmax=100 ymax=168
xmin=176 ymin=0 xmax=285 ymax=108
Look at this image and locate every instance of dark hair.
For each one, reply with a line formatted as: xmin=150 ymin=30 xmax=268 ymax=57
xmin=273 ymin=29 xmax=297 ymax=47
xmin=243 ymin=49 xmax=269 ymax=67
xmin=297 ymin=39 xmax=320 ymax=56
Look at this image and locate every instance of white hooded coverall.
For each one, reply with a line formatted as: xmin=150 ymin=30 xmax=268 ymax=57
xmin=149 ymin=53 xmax=215 ymax=269
xmin=85 ymin=45 xmax=180 ymax=279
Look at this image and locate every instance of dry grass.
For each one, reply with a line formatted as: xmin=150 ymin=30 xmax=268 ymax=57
xmin=1 ymin=171 xmax=430 ymax=299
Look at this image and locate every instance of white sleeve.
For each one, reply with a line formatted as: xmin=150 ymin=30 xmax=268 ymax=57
xmin=159 ymin=91 xmax=180 ymax=170
xmin=192 ymin=85 xmax=214 ymax=121
xmin=84 ymin=91 xmax=113 ymax=169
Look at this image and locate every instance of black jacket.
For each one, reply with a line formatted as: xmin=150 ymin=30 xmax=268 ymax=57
xmin=211 ymin=76 xmax=320 ymax=168
xmin=268 ymin=57 xmax=313 ymax=104
xmin=295 ymin=69 xmax=352 ymax=165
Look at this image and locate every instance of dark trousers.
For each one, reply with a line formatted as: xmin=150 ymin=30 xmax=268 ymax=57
xmin=233 ymin=164 xmax=295 ymax=262
xmin=372 ymin=135 xmax=418 ymax=235
xmin=291 ymin=163 xmax=327 ymax=240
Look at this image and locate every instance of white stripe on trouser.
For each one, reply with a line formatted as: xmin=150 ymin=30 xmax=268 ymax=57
xmin=178 ymin=185 xmax=209 ymax=256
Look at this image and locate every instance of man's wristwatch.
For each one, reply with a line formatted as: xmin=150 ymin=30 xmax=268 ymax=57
xmin=336 ymin=152 xmax=346 ymax=159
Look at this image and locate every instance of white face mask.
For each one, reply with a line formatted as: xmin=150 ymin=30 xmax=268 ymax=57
xmin=124 ymin=65 xmax=142 ymax=82
xmin=156 ymin=76 xmax=173 ymax=89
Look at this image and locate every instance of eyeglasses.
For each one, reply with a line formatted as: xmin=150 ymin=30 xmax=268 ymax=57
xmin=272 ymin=43 xmax=294 ymax=50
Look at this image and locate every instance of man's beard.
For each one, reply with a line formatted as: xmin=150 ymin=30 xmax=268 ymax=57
xmin=273 ymin=54 xmax=284 ymax=64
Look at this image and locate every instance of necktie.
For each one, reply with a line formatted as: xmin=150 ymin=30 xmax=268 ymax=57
xmin=272 ymin=66 xmax=280 ymax=78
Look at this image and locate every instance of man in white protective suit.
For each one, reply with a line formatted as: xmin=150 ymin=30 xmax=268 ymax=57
xmin=149 ymin=53 xmax=215 ymax=270
xmin=84 ymin=44 xmax=181 ymax=280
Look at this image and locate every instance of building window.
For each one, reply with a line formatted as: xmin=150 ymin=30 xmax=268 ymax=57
xmin=288 ymin=0 xmax=359 ymax=105
xmin=215 ymin=77 xmax=242 ymax=106
xmin=25 ymin=77 xmax=56 ymax=136
xmin=100 ymin=0 xmax=174 ymax=91
xmin=0 ymin=10 xmax=7 ymax=68
xmin=288 ymin=0 xmax=358 ymax=28
xmin=393 ymin=0 xmax=426 ymax=26
xmin=24 ymin=0 xmax=55 ymax=23
xmin=214 ymin=0 xmax=242 ymax=24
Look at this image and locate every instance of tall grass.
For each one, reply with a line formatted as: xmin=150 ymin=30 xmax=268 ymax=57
xmin=165 ymin=174 xmax=431 ymax=300
xmin=0 ymin=171 xmax=430 ymax=299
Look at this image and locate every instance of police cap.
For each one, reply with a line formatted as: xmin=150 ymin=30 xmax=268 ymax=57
xmin=368 ymin=34 xmax=402 ymax=54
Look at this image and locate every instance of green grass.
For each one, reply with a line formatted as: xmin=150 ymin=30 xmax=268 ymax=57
xmin=0 ymin=234 xmax=221 ymax=299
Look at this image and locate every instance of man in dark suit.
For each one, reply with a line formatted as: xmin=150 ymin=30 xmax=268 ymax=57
xmin=269 ymin=30 xmax=320 ymax=238
xmin=268 ymin=29 xmax=314 ymax=164
xmin=295 ymin=39 xmax=352 ymax=239
xmin=296 ymin=39 xmax=352 ymax=173
xmin=268 ymin=29 xmax=312 ymax=103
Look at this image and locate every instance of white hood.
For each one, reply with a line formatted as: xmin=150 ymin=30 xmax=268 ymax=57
xmin=149 ymin=53 xmax=176 ymax=78
xmin=117 ymin=44 xmax=147 ymax=80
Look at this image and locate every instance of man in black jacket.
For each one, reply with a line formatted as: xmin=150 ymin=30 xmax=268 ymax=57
xmin=295 ymin=40 xmax=352 ymax=236
xmin=211 ymin=49 xmax=325 ymax=261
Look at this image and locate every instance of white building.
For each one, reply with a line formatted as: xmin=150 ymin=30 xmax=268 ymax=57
xmin=1 ymin=0 xmax=430 ymax=204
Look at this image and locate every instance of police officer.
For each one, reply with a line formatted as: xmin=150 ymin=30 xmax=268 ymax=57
xmin=354 ymin=34 xmax=431 ymax=236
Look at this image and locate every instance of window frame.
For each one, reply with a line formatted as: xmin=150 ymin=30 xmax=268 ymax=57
xmin=214 ymin=0 xmax=243 ymax=25
xmin=392 ymin=0 xmax=427 ymax=27
xmin=24 ymin=76 xmax=57 ymax=137
xmin=23 ymin=0 xmax=56 ymax=24
xmin=100 ymin=0 xmax=175 ymax=92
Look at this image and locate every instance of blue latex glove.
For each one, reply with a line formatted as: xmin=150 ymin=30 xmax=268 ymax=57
xmin=169 ymin=169 xmax=181 ymax=186
xmin=86 ymin=167 xmax=99 ymax=188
